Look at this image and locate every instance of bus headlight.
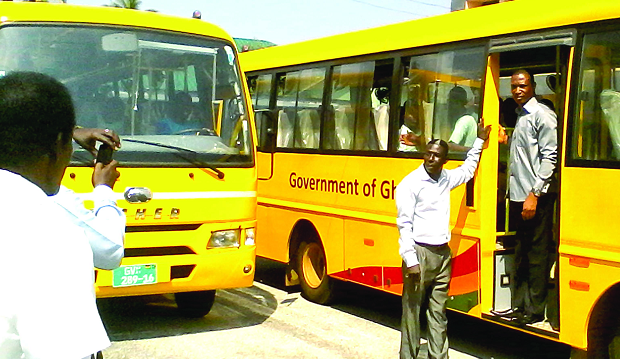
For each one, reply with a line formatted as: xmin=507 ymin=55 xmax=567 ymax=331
xmin=208 ymin=229 xmax=240 ymax=248
xmin=245 ymin=228 xmax=255 ymax=246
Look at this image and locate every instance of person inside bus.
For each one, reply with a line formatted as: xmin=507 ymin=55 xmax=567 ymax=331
xmin=446 ymin=86 xmax=478 ymax=152
xmin=396 ymin=122 xmax=491 ymax=359
xmin=492 ymin=69 xmax=557 ymax=327
xmin=156 ymin=91 xmax=203 ymax=134
xmin=54 ymin=127 xmax=125 ymax=270
xmin=398 ymin=82 xmax=425 ymax=152
xmin=0 ymin=71 xmax=111 ymax=359
xmin=95 ymin=97 xmax=128 ymax=135
xmin=373 ymin=87 xmax=390 ymax=150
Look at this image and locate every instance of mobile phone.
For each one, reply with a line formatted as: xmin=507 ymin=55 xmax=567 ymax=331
xmin=96 ymin=143 xmax=114 ymax=165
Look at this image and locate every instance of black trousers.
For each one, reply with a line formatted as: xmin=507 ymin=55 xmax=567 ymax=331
xmin=509 ymin=194 xmax=556 ymax=317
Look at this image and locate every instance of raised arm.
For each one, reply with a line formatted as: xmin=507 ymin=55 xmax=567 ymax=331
xmin=448 ymin=123 xmax=491 ymax=190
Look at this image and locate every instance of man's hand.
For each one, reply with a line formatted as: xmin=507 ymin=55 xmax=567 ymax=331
xmin=399 ymin=132 xmax=420 ymax=147
xmin=522 ymin=192 xmax=538 ymax=220
xmin=92 ymin=160 xmax=120 ymax=189
xmin=498 ymin=125 xmax=509 ymax=144
xmin=477 ymin=120 xmax=492 ymax=141
xmin=405 ymin=264 xmax=420 ymax=280
xmin=73 ymin=127 xmax=121 ymax=157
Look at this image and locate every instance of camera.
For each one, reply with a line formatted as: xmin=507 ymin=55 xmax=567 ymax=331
xmin=96 ymin=143 xmax=114 ymax=165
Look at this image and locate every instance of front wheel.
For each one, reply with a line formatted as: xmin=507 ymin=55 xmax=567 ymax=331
xmin=297 ymin=241 xmax=335 ymax=304
xmin=174 ymin=290 xmax=216 ymax=318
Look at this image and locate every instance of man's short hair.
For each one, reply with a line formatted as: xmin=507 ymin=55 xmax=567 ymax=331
xmin=427 ymin=138 xmax=449 ymax=157
xmin=0 ymin=72 xmax=75 ymax=168
xmin=448 ymin=86 xmax=468 ymax=105
xmin=513 ymin=69 xmax=536 ymax=89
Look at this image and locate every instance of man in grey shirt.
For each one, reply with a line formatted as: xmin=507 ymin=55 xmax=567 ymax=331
xmin=497 ymin=69 xmax=557 ymax=326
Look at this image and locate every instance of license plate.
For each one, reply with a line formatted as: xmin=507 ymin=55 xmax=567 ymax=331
xmin=112 ymin=264 xmax=157 ymax=287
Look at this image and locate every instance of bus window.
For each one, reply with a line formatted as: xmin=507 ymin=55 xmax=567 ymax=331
xmin=275 ymin=68 xmax=325 ymax=149
xmin=0 ymin=25 xmax=252 ymax=166
xmin=248 ymin=74 xmax=273 ymax=147
xmin=572 ymin=30 xmax=620 ymax=163
xmin=325 ymin=60 xmax=392 ymax=151
xmin=398 ymin=47 xmax=485 ymax=154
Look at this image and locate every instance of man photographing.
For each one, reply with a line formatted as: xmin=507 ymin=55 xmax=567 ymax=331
xmin=0 ymin=72 xmax=111 ymax=358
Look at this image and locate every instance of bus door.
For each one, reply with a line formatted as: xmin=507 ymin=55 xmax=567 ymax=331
xmin=483 ymin=30 xmax=575 ymax=334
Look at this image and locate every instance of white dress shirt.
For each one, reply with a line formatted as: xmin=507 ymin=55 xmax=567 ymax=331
xmin=509 ymin=97 xmax=557 ymax=201
xmin=396 ymin=138 xmax=484 ymax=267
xmin=54 ymin=185 xmax=125 ymax=270
xmin=0 ymin=170 xmax=110 ymax=359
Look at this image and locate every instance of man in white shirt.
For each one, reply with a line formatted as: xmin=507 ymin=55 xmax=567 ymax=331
xmin=396 ymin=122 xmax=490 ymax=359
xmin=0 ymin=72 xmax=110 ymax=359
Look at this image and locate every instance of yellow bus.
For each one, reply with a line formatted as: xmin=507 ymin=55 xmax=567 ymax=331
xmin=0 ymin=1 xmax=257 ymax=317
xmin=241 ymin=0 xmax=620 ymax=356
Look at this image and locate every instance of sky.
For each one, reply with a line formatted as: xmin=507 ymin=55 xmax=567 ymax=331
xmin=66 ymin=0 xmax=453 ymax=45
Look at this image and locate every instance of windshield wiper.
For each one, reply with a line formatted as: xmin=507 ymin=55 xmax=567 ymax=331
xmin=122 ymin=139 xmax=225 ymax=179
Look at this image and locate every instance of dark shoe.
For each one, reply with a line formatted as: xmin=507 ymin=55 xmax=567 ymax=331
xmin=491 ymin=307 xmax=521 ymax=318
xmin=549 ymin=320 xmax=559 ymax=331
xmin=514 ymin=313 xmax=544 ymax=326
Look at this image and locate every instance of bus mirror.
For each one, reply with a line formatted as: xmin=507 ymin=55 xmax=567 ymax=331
xmin=102 ymin=33 xmax=138 ymax=52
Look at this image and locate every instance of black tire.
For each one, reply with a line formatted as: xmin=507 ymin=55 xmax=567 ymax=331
xmin=296 ymin=241 xmax=335 ymax=305
xmin=174 ymin=290 xmax=216 ymax=318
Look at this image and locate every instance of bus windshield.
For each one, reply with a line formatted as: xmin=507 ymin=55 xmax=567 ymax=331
xmin=0 ymin=25 xmax=252 ymax=167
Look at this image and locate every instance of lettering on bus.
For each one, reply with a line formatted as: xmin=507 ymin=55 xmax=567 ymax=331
xmin=289 ymin=172 xmax=396 ymax=200
xmin=121 ymin=208 xmax=181 ymax=220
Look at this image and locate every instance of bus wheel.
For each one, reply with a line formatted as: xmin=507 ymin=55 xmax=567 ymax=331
xmin=174 ymin=290 xmax=216 ymax=318
xmin=297 ymin=241 xmax=335 ymax=305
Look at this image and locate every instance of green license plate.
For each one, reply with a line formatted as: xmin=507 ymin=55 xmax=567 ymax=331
xmin=112 ymin=264 xmax=157 ymax=288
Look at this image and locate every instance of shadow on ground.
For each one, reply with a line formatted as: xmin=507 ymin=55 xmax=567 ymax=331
xmin=98 ymin=281 xmax=277 ymax=341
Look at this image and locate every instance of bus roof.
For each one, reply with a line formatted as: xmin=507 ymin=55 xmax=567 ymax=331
xmin=0 ymin=2 xmax=234 ymax=46
xmin=240 ymin=0 xmax=620 ymax=72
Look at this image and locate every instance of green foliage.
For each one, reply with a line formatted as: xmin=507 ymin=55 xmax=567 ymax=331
xmin=109 ymin=0 xmax=141 ymax=9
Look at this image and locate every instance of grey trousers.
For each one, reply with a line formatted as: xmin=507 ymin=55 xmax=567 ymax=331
xmin=400 ymin=243 xmax=452 ymax=359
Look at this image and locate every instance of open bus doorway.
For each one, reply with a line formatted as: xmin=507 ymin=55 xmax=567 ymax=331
xmin=488 ymin=32 xmax=573 ymax=334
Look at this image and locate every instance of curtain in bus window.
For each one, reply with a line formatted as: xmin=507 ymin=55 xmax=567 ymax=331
xmin=276 ymin=72 xmax=298 ymax=148
xmin=398 ymin=47 xmax=485 ymax=153
xmin=328 ymin=61 xmax=379 ymax=150
xmin=573 ymin=31 xmax=620 ymax=162
xmin=295 ymin=68 xmax=325 ymax=149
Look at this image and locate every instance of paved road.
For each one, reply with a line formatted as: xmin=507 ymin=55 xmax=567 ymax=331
xmin=98 ymin=259 xmax=570 ymax=359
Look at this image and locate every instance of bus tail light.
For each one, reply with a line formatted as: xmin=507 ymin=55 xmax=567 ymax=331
xmin=245 ymin=228 xmax=256 ymax=246
xmin=208 ymin=229 xmax=240 ymax=248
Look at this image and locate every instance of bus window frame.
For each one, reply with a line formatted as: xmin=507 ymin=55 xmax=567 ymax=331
xmin=566 ymin=22 xmax=620 ymax=169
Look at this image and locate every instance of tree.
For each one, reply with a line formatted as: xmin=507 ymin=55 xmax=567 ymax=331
xmin=109 ymin=0 xmax=141 ymax=9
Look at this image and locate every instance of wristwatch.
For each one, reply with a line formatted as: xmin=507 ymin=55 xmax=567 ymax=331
xmin=532 ymin=187 xmax=542 ymax=197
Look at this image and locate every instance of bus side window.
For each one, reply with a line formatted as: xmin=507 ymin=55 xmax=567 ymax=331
xmin=275 ymin=69 xmax=325 ymax=149
xmin=326 ymin=60 xmax=391 ymax=151
xmin=398 ymin=48 xmax=485 ymax=154
xmin=276 ymin=72 xmax=296 ymax=148
xmin=572 ymin=30 xmax=620 ymax=162
xmin=248 ymin=74 xmax=273 ymax=148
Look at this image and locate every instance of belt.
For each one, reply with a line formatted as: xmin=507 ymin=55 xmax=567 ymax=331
xmin=415 ymin=241 xmax=449 ymax=248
